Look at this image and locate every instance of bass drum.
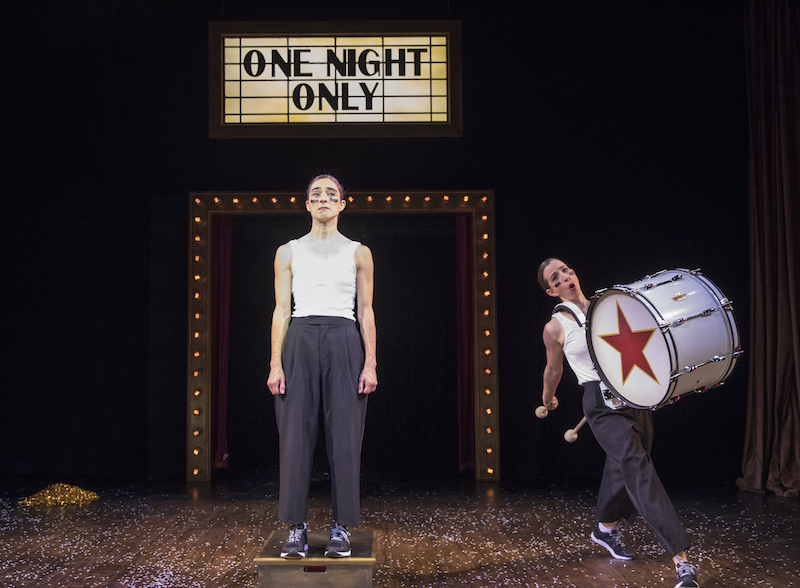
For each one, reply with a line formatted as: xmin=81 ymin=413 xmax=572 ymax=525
xmin=586 ymin=269 xmax=741 ymax=410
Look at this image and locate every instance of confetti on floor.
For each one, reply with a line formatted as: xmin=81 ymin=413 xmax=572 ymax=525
xmin=1 ymin=476 xmax=797 ymax=588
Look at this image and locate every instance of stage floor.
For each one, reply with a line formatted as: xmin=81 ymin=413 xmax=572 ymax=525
xmin=1 ymin=473 xmax=797 ymax=588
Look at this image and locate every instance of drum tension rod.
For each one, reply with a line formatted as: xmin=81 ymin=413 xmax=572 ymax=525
xmin=670 ymin=347 xmax=743 ymax=379
xmin=664 ymin=379 xmax=727 ymax=407
xmin=642 ymin=273 xmax=684 ymax=291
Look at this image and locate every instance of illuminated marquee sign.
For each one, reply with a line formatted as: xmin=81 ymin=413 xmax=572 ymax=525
xmin=209 ymin=21 xmax=462 ymax=137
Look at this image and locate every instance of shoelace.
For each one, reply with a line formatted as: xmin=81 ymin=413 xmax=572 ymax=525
xmin=604 ymin=528 xmax=626 ymax=546
xmin=611 ymin=532 xmax=628 ymax=548
xmin=676 ymin=561 xmax=696 ymax=577
xmin=331 ymin=524 xmax=350 ymax=542
xmin=288 ymin=525 xmax=305 ymax=543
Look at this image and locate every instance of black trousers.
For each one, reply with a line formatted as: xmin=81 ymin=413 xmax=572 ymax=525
xmin=275 ymin=316 xmax=368 ymax=527
xmin=583 ymin=381 xmax=689 ymax=557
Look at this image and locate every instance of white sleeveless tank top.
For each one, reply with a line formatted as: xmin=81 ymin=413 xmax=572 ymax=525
xmin=290 ymin=239 xmax=360 ymax=320
xmin=552 ymin=301 xmax=599 ymax=385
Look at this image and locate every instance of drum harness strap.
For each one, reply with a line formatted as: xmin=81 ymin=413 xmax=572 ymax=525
xmin=553 ymin=302 xmax=626 ymax=410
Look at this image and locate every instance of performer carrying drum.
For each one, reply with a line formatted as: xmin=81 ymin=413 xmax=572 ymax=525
xmin=538 ymin=258 xmax=699 ymax=588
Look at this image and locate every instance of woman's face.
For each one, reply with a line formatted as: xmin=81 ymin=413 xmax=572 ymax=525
xmin=544 ymin=259 xmax=581 ymax=299
xmin=306 ymin=178 xmax=346 ymax=220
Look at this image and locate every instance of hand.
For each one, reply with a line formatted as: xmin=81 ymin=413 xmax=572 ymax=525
xmin=267 ymin=366 xmax=286 ymax=396
xmin=358 ymin=365 xmax=378 ymax=395
xmin=544 ymin=395 xmax=559 ymax=411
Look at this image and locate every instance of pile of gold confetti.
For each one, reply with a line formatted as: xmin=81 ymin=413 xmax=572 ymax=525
xmin=18 ymin=483 xmax=99 ymax=507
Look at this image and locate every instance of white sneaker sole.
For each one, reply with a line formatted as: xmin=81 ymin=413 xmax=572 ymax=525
xmin=591 ymin=532 xmax=634 ymax=560
xmin=325 ymin=549 xmax=351 ymax=557
xmin=280 ymin=546 xmax=308 ymax=558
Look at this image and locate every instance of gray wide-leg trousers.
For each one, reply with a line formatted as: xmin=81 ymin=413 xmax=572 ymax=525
xmin=275 ymin=316 xmax=368 ymax=527
xmin=583 ymin=381 xmax=689 ymax=557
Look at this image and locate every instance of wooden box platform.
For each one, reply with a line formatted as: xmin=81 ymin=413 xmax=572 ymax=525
xmin=254 ymin=530 xmax=375 ymax=588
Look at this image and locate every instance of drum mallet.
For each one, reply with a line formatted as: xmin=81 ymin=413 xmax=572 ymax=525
xmin=535 ymin=406 xmax=549 ymax=418
xmin=564 ymin=416 xmax=587 ymax=443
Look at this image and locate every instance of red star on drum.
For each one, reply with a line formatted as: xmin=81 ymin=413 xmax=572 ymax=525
xmin=599 ymin=302 xmax=659 ymax=385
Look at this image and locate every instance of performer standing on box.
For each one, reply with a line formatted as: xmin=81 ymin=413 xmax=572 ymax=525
xmin=267 ymin=174 xmax=377 ymax=559
xmin=538 ymin=258 xmax=699 ymax=588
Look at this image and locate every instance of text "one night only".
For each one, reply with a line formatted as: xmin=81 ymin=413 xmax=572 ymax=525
xmin=241 ymin=47 xmax=430 ymax=112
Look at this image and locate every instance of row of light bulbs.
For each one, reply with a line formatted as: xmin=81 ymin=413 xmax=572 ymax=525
xmin=194 ymin=194 xmax=491 ymax=208
xmin=188 ymin=192 xmax=497 ymax=479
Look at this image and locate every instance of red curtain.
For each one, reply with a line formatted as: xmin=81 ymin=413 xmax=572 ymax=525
xmin=456 ymin=214 xmax=475 ymax=473
xmin=737 ymin=0 xmax=800 ymax=497
xmin=211 ymin=215 xmax=232 ymax=469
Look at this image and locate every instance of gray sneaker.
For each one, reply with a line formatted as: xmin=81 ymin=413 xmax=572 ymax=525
xmin=324 ymin=522 xmax=351 ymax=557
xmin=591 ymin=525 xmax=635 ymax=560
xmin=280 ymin=523 xmax=308 ymax=558
xmin=674 ymin=561 xmax=699 ymax=587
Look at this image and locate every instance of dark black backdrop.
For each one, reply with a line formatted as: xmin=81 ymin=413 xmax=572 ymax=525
xmin=226 ymin=213 xmax=459 ymax=479
xmin=5 ymin=1 xmax=748 ymax=488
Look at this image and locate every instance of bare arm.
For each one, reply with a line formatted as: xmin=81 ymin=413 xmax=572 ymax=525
xmin=542 ymin=317 xmax=565 ymax=410
xmin=355 ymin=244 xmax=377 ymax=394
xmin=267 ymin=244 xmax=292 ymax=395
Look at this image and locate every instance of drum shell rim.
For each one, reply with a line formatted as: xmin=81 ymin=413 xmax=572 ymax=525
xmin=587 ymin=269 xmax=740 ymax=410
xmin=586 ymin=286 xmax=677 ymax=409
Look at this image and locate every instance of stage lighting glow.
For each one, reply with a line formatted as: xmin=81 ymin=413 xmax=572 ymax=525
xmin=187 ymin=188 xmax=499 ymax=481
xmin=213 ymin=25 xmax=460 ymax=137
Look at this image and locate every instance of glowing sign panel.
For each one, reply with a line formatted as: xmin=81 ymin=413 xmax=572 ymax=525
xmin=209 ymin=22 xmax=462 ymax=137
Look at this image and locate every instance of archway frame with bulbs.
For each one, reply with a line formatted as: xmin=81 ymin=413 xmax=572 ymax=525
xmin=186 ymin=190 xmax=499 ymax=482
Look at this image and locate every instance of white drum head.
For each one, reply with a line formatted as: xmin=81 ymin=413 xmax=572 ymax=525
xmin=588 ymin=290 xmax=672 ymax=408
